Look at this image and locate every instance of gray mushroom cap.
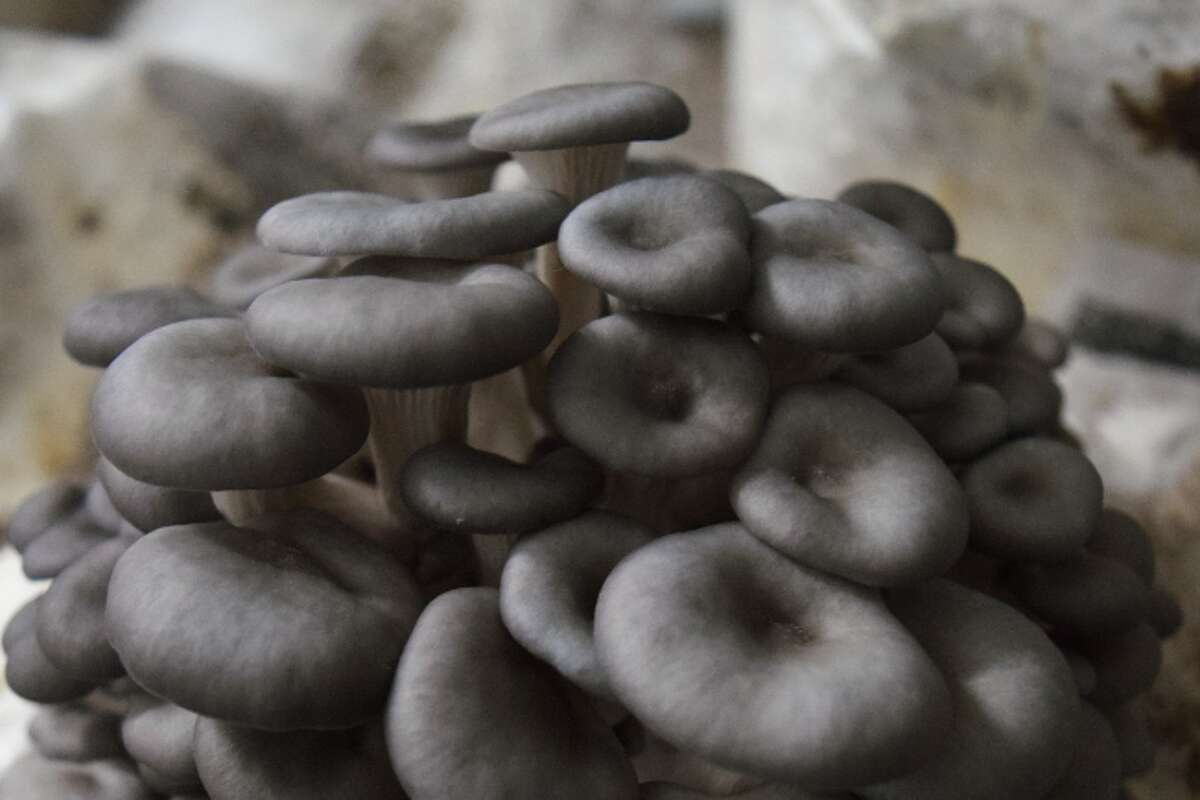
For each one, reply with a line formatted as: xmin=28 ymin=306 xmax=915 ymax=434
xmin=7 ymin=480 xmax=88 ymax=551
xmin=8 ymin=480 xmax=116 ymax=580
xmin=91 ymin=318 xmax=368 ymax=491
xmin=834 ymin=332 xmax=958 ymax=412
xmin=3 ymin=598 xmax=96 ymax=703
xmin=205 ymin=244 xmax=335 ymax=310
xmin=500 ymin=510 xmax=655 ymax=698
xmin=194 ymin=718 xmax=405 ymax=800
xmin=1070 ymin=623 xmax=1162 ymax=707
xmin=700 ymin=169 xmax=786 ymax=214
xmin=63 ymin=287 xmax=235 ymax=368
xmin=1147 ymin=585 xmax=1183 ymax=638
xmin=962 ymin=437 xmax=1103 ymax=562
xmin=120 ymin=696 xmax=201 ymax=795
xmin=1042 ymin=703 xmax=1121 ymax=800
xmin=546 ymin=311 xmax=770 ymax=477
xmin=1001 ymin=317 xmax=1070 ymax=368
xmin=246 ymin=258 xmax=558 ymax=388
xmin=732 ymin=382 xmax=969 ymax=587
xmin=469 ymin=82 xmax=690 ymax=152
xmin=1087 ymin=509 xmax=1155 ymax=585
xmin=0 ymin=753 xmax=155 ymax=800
xmin=932 ymin=253 xmax=1025 ymax=349
xmin=906 ymin=382 xmax=1008 ymax=462
xmin=105 ymin=511 xmax=424 ymax=730
xmin=387 ymin=587 xmax=638 ymax=800
xmin=557 ymin=175 xmax=753 ymax=315
xmin=861 ymin=580 xmax=1079 ymax=800
xmin=836 ymin=180 xmax=957 ymax=253
xmin=640 ymin=783 xmax=854 ymax=799
xmin=1002 ymin=552 xmax=1150 ymax=638
xmin=400 ymin=442 xmax=603 ymax=534
xmin=958 ymin=354 xmax=1062 ymax=435
xmin=96 ymin=457 xmax=220 ymax=533
xmin=742 ymin=198 xmax=945 ymax=353
xmin=595 ymin=523 xmax=952 ymax=788
xmin=1106 ymin=703 xmax=1155 ymax=777
xmin=28 ymin=702 xmax=125 ymax=763
xmin=256 ymin=189 xmax=568 ymax=259
xmin=367 ymin=114 xmax=507 ymax=172
xmin=35 ymin=535 xmax=134 ymax=683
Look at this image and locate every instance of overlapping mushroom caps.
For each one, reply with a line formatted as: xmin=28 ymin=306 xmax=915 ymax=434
xmin=367 ymin=113 xmax=509 ymax=200
xmin=837 ymin=180 xmax=957 ymax=253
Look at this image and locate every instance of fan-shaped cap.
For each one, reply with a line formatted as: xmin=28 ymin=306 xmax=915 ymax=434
xmin=835 ymin=333 xmax=958 ymax=412
xmin=387 ymin=587 xmax=638 ymax=800
xmin=595 ymin=524 xmax=952 ymax=788
xmin=862 ymin=580 xmax=1079 ymax=800
xmin=96 ymin=457 xmax=220 ymax=533
xmin=1001 ymin=552 xmax=1149 ymax=637
xmin=206 ymin=244 xmax=335 ymax=310
xmin=28 ymin=702 xmax=125 ymax=763
xmin=958 ymin=354 xmax=1062 ymax=435
xmin=3 ymin=598 xmax=96 ymax=703
xmin=8 ymin=480 xmax=87 ymax=551
xmin=962 ymin=437 xmax=1103 ymax=562
xmin=0 ymin=753 xmax=155 ymax=800
xmin=907 ymin=382 xmax=1008 ymax=462
xmin=700 ymin=169 xmax=786 ymax=214
xmin=742 ymin=199 xmax=944 ymax=352
xmin=401 ymin=442 xmax=602 ymax=534
xmin=1087 ymin=509 xmax=1155 ymax=585
xmin=932 ymin=254 xmax=1024 ymax=349
xmin=557 ymin=175 xmax=753 ymax=315
xmin=8 ymin=480 xmax=116 ymax=580
xmin=470 ymin=82 xmax=690 ymax=152
xmin=91 ymin=318 xmax=368 ymax=490
xmin=194 ymin=718 xmax=405 ymax=800
xmin=35 ymin=535 xmax=134 ymax=683
xmin=257 ymin=189 xmax=568 ymax=259
xmin=120 ymin=696 xmax=201 ymax=795
xmin=367 ymin=114 xmax=507 ymax=172
xmin=836 ymin=180 xmax=957 ymax=253
xmin=246 ymin=258 xmax=558 ymax=389
xmin=732 ymin=382 xmax=968 ymax=586
xmin=63 ymin=287 xmax=235 ymax=368
xmin=106 ymin=511 xmax=423 ymax=730
xmin=547 ymin=312 xmax=769 ymax=477
xmin=500 ymin=511 xmax=655 ymax=698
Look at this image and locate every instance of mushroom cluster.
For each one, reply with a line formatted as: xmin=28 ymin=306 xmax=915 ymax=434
xmin=2 ymin=81 xmax=1182 ymax=800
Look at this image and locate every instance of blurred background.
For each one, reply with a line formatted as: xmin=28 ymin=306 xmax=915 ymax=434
xmin=3 ymin=0 xmax=1200 ymax=796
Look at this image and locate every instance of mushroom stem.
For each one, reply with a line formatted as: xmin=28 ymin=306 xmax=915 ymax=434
xmin=364 ymin=385 xmax=472 ymax=529
xmin=212 ymin=474 xmax=407 ymax=556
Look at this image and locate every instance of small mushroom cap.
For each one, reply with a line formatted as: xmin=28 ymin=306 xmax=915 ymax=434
xmin=35 ymin=535 xmax=133 ymax=682
xmin=470 ymin=82 xmax=690 ymax=152
xmin=19 ymin=514 xmax=116 ymax=581
xmin=700 ymin=169 xmax=786 ymax=214
xmin=931 ymin=254 xmax=1025 ymax=349
xmin=962 ymin=437 xmax=1104 ymax=562
xmin=120 ymin=696 xmax=201 ymax=795
xmin=862 ymin=580 xmax=1080 ymax=800
xmin=106 ymin=511 xmax=423 ymax=730
xmin=595 ymin=523 xmax=952 ymax=788
xmin=7 ymin=480 xmax=87 ymax=551
xmin=246 ymin=258 xmax=558 ymax=388
xmin=194 ymin=718 xmax=405 ymax=800
xmin=732 ymin=382 xmax=968 ymax=587
xmin=500 ymin=510 xmax=655 ymax=698
xmin=1087 ymin=509 xmax=1155 ymax=585
xmin=557 ymin=175 xmax=753 ymax=315
xmin=206 ymin=244 xmax=335 ymax=310
xmin=742 ymin=199 xmax=944 ymax=352
xmin=28 ymin=702 xmax=125 ymax=763
xmin=906 ymin=382 xmax=1008 ymax=462
xmin=63 ymin=287 xmax=235 ymax=368
xmin=3 ymin=598 xmax=96 ymax=703
xmin=401 ymin=442 xmax=603 ymax=534
xmin=1041 ymin=703 xmax=1122 ymax=800
xmin=0 ymin=753 xmax=155 ymax=800
xmin=1070 ymin=623 xmax=1163 ymax=707
xmin=835 ymin=332 xmax=958 ymax=412
xmin=256 ymin=189 xmax=568 ymax=259
xmin=387 ymin=587 xmax=638 ymax=800
xmin=1147 ymin=585 xmax=1183 ymax=638
xmin=1001 ymin=317 xmax=1070 ymax=369
xmin=836 ymin=180 xmax=957 ymax=253
xmin=1001 ymin=552 xmax=1150 ymax=637
xmin=92 ymin=318 xmax=368 ymax=490
xmin=958 ymin=354 xmax=1062 ymax=435
xmin=367 ymin=114 xmax=507 ymax=172
xmin=547 ymin=312 xmax=770 ymax=477
xmin=96 ymin=457 xmax=221 ymax=533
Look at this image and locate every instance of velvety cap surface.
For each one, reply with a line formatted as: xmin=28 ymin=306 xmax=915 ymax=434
xmin=206 ymin=244 xmax=335 ymax=310
xmin=837 ymin=180 xmax=957 ymax=253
